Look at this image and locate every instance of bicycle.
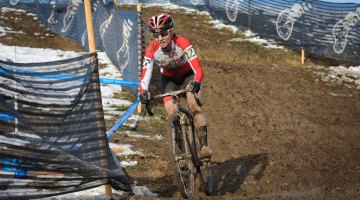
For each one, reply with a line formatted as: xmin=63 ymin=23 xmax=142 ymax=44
xmin=144 ymin=89 xmax=213 ymax=199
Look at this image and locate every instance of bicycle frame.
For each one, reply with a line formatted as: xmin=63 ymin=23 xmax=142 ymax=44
xmin=146 ymin=89 xmax=201 ymax=165
xmin=145 ymin=89 xmax=202 ymax=117
xmin=144 ymin=89 xmax=212 ymax=198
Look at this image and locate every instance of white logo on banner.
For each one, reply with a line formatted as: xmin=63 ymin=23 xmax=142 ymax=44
xmin=10 ymin=0 xmax=19 ymax=6
xmin=48 ymin=0 xmax=58 ymax=25
xmin=100 ymin=10 xmax=114 ymax=39
xmin=226 ymin=0 xmax=243 ymax=22
xmin=81 ymin=30 xmax=87 ymax=47
xmin=333 ymin=7 xmax=360 ymax=54
xmin=117 ymin=19 xmax=133 ymax=71
xmin=61 ymin=0 xmax=81 ymax=33
xmin=276 ymin=3 xmax=312 ymax=41
xmin=92 ymin=0 xmax=99 ymax=12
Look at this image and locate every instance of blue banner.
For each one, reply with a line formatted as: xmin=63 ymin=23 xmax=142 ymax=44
xmin=0 ymin=0 xmax=140 ymax=94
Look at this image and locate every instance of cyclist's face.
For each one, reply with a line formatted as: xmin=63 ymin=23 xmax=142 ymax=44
xmin=154 ymin=30 xmax=171 ymax=48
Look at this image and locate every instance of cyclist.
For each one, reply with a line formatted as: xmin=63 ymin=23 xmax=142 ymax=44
xmin=139 ymin=13 xmax=212 ymax=159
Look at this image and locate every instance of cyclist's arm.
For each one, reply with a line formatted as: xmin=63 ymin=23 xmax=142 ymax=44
xmin=179 ymin=37 xmax=203 ymax=83
xmin=140 ymin=45 xmax=155 ymax=92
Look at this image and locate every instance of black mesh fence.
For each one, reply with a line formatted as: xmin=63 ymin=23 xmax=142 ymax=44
xmin=0 ymin=53 xmax=132 ymax=199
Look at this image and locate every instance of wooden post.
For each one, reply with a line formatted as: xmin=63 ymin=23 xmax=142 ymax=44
xmin=113 ymin=0 xmax=118 ymax=8
xmin=137 ymin=4 xmax=142 ymax=113
xmin=247 ymin=0 xmax=252 ymax=37
xmin=301 ymin=48 xmax=305 ymax=65
xmin=301 ymin=0 xmax=305 ymax=65
xmin=84 ymin=0 xmax=112 ymax=197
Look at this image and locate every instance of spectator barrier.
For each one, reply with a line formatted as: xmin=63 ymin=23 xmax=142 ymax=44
xmin=0 ymin=53 xmax=132 ymax=199
xmin=0 ymin=0 xmax=144 ymax=139
xmin=0 ymin=67 xmax=141 ymax=139
xmin=0 ymin=0 xmax=141 ymax=94
xmin=119 ymin=0 xmax=360 ymax=64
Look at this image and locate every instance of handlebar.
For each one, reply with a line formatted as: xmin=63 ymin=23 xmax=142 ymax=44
xmin=145 ymin=89 xmax=202 ymax=116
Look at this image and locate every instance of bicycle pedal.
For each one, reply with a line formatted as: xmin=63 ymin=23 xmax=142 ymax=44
xmin=200 ymin=158 xmax=211 ymax=163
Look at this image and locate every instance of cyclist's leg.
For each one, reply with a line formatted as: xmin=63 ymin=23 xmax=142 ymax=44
xmin=161 ymin=74 xmax=180 ymax=117
xmin=181 ymin=71 xmax=207 ymax=127
xmin=186 ymin=93 xmax=212 ymax=158
xmin=183 ymin=74 xmax=212 ymax=158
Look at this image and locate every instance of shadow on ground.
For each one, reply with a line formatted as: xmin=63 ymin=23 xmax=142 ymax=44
xmin=210 ymin=154 xmax=269 ymax=196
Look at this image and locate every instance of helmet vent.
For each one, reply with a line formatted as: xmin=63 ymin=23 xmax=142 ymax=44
xmin=154 ymin=17 xmax=157 ymax=27
xmin=159 ymin=18 xmax=164 ymax=25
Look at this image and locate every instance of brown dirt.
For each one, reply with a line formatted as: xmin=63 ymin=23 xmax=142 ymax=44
xmin=201 ymin=62 xmax=360 ymax=200
xmin=2 ymin=6 xmax=360 ymax=200
xmin=126 ymin=61 xmax=360 ymax=200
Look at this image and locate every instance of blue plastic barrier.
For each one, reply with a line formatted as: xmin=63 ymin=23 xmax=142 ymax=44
xmin=99 ymin=78 xmax=140 ymax=86
xmin=0 ymin=113 xmax=15 ymax=122
xmin=2 ymin=158 xmax=34 ymax=177
xmin=107 ymin=99 xmax=140 ymax=138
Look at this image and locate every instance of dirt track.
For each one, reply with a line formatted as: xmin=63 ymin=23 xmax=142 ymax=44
xmin=127 ymin=59 xmax=360 ymax=200
xmin=201 ymin=61 xmax=360 ymax=199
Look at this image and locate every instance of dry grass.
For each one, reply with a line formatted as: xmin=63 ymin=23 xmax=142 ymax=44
xmin=0 ymin=9 xmax=83 ymax=51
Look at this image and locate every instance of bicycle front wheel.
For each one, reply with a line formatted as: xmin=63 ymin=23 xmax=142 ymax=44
xmin=170 ymin=118 xmax=195 ymax=199
xmin=198 ymin=159 xmax=214 ymax=195
xmin=181 ymin=112 xmax=214 ymax=196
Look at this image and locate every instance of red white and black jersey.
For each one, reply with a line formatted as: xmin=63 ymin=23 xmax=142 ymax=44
xmin=140 ymin=35 xmax=203 ymax=92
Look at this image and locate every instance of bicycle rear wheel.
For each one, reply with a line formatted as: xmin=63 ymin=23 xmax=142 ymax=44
xmin=170 ymin=118 xmax=195 ymax=199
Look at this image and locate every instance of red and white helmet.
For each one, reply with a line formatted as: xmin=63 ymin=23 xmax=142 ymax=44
xmin=148 ymin=13 xmax=174 ymax=33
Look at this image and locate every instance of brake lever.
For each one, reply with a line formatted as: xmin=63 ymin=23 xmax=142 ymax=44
xmin=144 ymin=98 xmax=154 ymax=116
xmin=145 ymin=103 xmax=154 ymax=116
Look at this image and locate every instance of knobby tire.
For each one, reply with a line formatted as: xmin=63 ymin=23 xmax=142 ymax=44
xmin=171 ymin=120 xmax=195 ymax=199
xmin=183 ymin=110 xmax=214 ymax=196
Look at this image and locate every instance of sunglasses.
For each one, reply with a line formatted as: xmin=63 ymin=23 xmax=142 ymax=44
xmin=153 ymin=30 xmax=169 ymax=38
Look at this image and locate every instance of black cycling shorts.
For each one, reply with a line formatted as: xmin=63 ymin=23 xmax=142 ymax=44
xmin=161 ymin=70 xmax=194 ymax=93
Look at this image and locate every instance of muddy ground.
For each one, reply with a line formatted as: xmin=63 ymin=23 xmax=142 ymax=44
xmin=126 ymin=61 xmax=360 ymax=200
xmin=201 ymin=62 xmax=360 ymax=200
xmin=1 ymin=6 xmax=360 ymax=200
